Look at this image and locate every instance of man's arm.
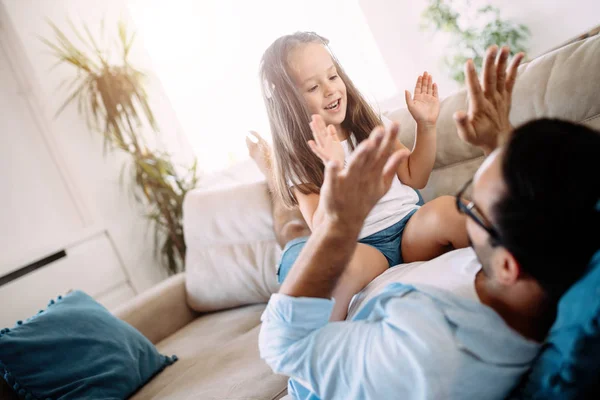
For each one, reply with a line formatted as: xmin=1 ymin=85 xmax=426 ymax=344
xmin=259 ymin=293 xmax=441 ymax=399
xmin=279 ymin=124 xmax=408 ymax=299
xmin=453 ymin=45 xmax=525 ymax=156
xmin=278 ymin=218 xmax=358 ymax=297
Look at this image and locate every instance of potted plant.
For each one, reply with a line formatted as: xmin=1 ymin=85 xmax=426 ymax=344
xmin=41 ymin=19 xmax=198 ymax=274
xmin=420 ymin=0 xmax=530 ymax=84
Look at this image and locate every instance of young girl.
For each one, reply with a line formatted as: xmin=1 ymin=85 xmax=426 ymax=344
xmin=258 ymin=31 xmax=468 ymax=320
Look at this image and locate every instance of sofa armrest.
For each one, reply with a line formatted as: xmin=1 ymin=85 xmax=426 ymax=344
xmin=112 ymin=273 xmax=197 ymax=344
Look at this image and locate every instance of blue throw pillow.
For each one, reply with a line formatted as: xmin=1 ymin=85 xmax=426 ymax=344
xmin=511 ymin=250 xmax=600 ymax=399
xmin=0 ymin=290 xmax=177 ymax=400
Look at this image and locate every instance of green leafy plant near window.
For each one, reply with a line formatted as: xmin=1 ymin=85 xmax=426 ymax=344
xmin=420 ymin=0 xmax=530 ymax=84
xmin=41 ymin=20 xmax=198 ymax=274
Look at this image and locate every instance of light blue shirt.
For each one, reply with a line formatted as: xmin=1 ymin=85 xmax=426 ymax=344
xmin=259 ymin=283 xmax=541 ymax=400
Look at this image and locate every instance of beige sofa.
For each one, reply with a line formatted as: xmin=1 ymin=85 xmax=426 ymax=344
xmin=3 ymin=36 xmax=595 ymax=400
xmin=111 ymin=34 xmax=600 ymax=399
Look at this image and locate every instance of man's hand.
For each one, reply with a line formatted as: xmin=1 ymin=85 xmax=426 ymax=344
xmin=406 ymin=71 xmax=440 ymax=127
xmin=279 ymin=123 xmax=408 ymax=300
xmin=319 ymin=123 xmax=410 ymax=235
xmin=454 ymin=45 xmax=525 ymax=155
xmin=308 ymin=115 xmax=345 ymax=166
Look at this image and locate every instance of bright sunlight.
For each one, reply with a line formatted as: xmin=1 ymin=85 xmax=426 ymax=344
xmin=128 ymin=0 xmax=397 ymax=173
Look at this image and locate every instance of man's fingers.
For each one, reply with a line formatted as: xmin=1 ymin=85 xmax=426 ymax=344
xmin=351 ymin=127 xmax=381 ymax=169
xmin=465 ymin=59 xmax=484 ymax=109
xmin=382 ymin=149 xmax=410 ymax=186
xmin=453 ymin=111 xmax=477 ymax=142
xmin=496 ymin=46 xmax=510 ymax=92
xmin=482 ymin=45 xmax=498 ymax=94
xmin=506 ymin=52 xmax=525 ymax=94
xmin=433 ymin=83 xmax=438 ymax=98
xmin=323 ymin=160 xmax=340 ymax=191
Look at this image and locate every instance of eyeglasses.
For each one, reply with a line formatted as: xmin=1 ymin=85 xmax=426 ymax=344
xmin=455 ymin=178 xmax=502 ymax=243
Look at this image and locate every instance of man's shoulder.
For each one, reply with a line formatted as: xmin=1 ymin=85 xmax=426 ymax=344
xmin=382 ymin=285 xmax=469 ymax=341
xmin=365 ymin=284 xmax=541 ymax=397
xmin=380 ymin=283 xmax=541 ymax=363
xmin=358 ymin=284 xmax=468 ymax=354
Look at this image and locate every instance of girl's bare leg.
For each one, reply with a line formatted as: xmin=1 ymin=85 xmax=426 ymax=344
xmin=247 ymin=132 xmax=388 ymax=321
xmin=329 ymin=243 xmax=389 ymax=321
xmin=401 ymin=195 xmax=469 ymax=263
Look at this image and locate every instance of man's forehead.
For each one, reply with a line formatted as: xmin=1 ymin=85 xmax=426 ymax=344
xmin=472 ymin=148 xmax=506 ymax=207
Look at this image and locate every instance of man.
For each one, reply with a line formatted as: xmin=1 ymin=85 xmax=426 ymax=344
xmin=254 ymin=46 xmax=600 ymax=399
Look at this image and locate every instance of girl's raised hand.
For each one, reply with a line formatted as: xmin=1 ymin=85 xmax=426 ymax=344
xmin=405 ymin=71 xmax=440 ymax=126
xmin=308 ymin=114 xmax=345 ymax=165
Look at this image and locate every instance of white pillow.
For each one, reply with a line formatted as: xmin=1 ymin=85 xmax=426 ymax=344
xmin=183 ymin=178 xmax=282 ymax=312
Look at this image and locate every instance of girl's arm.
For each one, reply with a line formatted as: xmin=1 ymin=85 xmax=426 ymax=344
xmin=294 ymin=114 xmax=346 ymax=231
xmin=394 ymin=123 xmax=436 ymax=189
xmin=394 ymin=72 xmax=440 ymax=190
xmin=293 ymin=188 xmax=324 ymax=231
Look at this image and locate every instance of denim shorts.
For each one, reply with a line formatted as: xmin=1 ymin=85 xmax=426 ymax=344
xmin=276 ymin=207 xmax=420 ymax=284
xmin=358 ymin=208 xmax=418 ymax=267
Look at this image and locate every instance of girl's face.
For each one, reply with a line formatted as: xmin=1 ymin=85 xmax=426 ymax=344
xmin=287 ymin=43 xmax=348 ymax=130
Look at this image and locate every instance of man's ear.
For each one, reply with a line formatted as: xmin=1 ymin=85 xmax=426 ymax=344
xmin=494 ymin=247 xmax=521 ymax=285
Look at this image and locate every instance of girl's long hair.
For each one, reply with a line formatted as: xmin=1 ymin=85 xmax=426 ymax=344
xmin=260 ymin=31 xmax=382 ymax=207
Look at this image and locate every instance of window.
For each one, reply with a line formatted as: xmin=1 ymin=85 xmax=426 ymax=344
xmin=129 ymin=0 xmax=396 ymax=173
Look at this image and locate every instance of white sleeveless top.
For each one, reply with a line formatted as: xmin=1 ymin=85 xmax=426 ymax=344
xmin=341 ymin=131 xmax=420 ymax=239
xmin=289 ymin=117 xmax=420 ymax=239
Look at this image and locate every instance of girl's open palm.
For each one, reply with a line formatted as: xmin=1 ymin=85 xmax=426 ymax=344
xmin=308 ymin=115 xmax=345 ymax=165
xmin=405 ymin=72 xmax=440 ymax=125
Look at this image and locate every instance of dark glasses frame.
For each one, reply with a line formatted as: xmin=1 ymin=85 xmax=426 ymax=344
xmin=455 ymin=178 xmax=502 ymax=243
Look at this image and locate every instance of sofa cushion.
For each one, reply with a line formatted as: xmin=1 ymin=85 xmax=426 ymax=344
xmin=183 ymin=178 xmax=282 ymax=312
xmin=130 ymin=303 xmax=288 ymax=400
xmin=387 ymin=89 xmax=483 ymax=170
xmin=386 ymin=34 xmax=600 ymax=200
xmin=508 ymin=35 xmax=600 ymax=128
xmin=182 ymin=35 xmax=600 ymax=314
xmin=418 ymin=157 xmax=483 ymax=202
xmin=0 ymin=291 xmax=177 ymax=400
xmin=510 ymin=250 xmax=600 ymax=399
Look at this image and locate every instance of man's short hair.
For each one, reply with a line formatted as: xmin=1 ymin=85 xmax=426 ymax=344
xmin=491 ymin=118 xmax=600 ymax=297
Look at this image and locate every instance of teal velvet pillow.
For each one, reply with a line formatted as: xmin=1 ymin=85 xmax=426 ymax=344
xmin=511 ymin=250 xmax=600 ymax=399
xmin=0 ymin=290 xmax=177 ymax=400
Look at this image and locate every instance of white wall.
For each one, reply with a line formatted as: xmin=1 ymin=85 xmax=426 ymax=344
xmin=3 ymin=0 xmax=597 ymax=293
xmin=359 ymin=0 xmax=600 ymax=111
xmin=127 ymin=0 xmax=398 ymax=173
xmin=1 ymin=0 xmax=193 ymax=292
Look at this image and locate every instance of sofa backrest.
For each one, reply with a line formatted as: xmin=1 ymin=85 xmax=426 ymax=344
xmin=386 ymin=34 xmax=600 ymax=202
xmin=510 ymin=250 xmax=600 ymax=399
xmin=182 ymin=34 xmax=600 ymax=313
xmin=183 ymin=180 xmax=281 ymax=312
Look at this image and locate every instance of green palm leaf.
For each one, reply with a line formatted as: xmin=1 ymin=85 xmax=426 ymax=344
xmin=43 ymin=17 xmax=200 ymax=274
